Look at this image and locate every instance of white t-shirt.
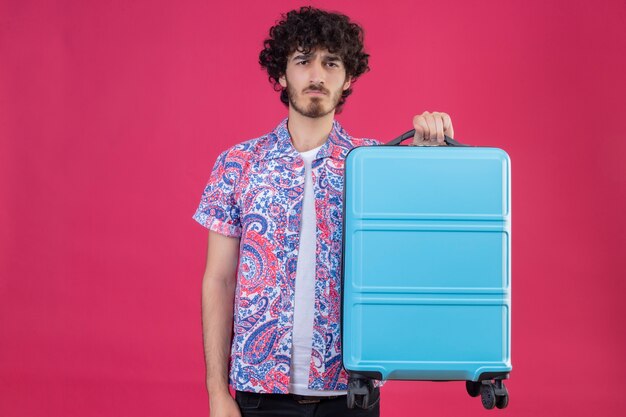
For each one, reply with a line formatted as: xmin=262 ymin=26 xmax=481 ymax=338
xmin=289 ymin=145 xmax=347 ymax=396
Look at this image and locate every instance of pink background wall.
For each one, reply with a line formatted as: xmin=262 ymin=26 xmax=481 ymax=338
xmin=1 ymin=0 xmax=625 ymax=415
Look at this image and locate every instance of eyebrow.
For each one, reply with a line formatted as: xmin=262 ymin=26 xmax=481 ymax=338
xmin=291 ymin=52 xmax=342 ymax=62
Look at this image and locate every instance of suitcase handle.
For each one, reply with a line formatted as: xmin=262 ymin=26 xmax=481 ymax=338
xmin=385 ymin=129 xmax=469 ymax=147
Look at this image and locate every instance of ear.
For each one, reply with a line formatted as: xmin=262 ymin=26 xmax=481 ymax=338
xmin=279 ymin=74 xmax=287 ymax=88
xmin=343 ymin=76 xmax=352 ymax=91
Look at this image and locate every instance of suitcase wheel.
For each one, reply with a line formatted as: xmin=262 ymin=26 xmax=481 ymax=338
xmin=480 ymin=383 xmax=497 ymax=409
xmin=480 ymin=380 xmax=509 ymax=410
xmin=347 ymin=375 xmax=375 ymax=409
xmin=494 ymin=380 xmax=509 ymax=409
xmin=347 ymin=391 xmax=355 ymax=409
xmin=496 ymin=392 xmax=509 ymax=409
xmin=466 ymin=381 xmax=481 ymax=397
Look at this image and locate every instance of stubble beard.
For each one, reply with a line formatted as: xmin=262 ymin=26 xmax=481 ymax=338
xmin=286 ymin=80 xmax=343 ymax=119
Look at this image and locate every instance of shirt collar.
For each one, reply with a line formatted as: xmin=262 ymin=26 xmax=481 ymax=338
xmin=262 ymin=117 xmax=354 ymax=161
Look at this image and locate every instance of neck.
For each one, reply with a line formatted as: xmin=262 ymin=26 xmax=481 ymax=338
xmin=286 ymin=107 xmax=335 ymax=152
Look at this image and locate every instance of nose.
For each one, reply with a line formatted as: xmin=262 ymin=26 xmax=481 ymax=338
xmin=309 ymin=58 xmax=325 ymax=85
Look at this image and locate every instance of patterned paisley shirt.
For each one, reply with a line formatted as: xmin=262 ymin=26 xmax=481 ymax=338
xmin=193 ymin=118 xmax=381 ymax=393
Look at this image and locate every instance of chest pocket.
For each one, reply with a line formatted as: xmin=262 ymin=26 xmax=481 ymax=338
xmin=239 ymin=158 xmax=305 ymax=239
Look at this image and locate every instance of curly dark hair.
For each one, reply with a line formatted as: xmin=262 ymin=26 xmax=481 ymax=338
xmin=259 ymin=6 xmax=370 ymax=112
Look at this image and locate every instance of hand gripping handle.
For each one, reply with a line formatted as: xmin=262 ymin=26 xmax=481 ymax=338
xmin=385 ymin=129 xmax=469 ymax=147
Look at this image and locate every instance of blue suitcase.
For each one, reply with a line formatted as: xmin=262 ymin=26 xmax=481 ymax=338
xmin=341 ymin=131 xmax=511 ymax=410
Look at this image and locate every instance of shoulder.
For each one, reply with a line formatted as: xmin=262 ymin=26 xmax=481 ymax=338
xmin=334 ymin=121 xmax=383 ymax=148
xmin=215 ymin=132 xmax=277 ymax=163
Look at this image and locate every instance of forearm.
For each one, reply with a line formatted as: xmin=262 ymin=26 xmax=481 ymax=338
xmin=202 ymin=274 xmax=236 ymax=397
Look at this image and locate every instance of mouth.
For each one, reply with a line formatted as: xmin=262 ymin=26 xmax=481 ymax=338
xmin=305 ymin=89 xmax=327 ymax=96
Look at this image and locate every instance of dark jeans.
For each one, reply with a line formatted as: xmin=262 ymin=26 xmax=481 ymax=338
xmin=235 ymin=389 xmax=380 ymax=417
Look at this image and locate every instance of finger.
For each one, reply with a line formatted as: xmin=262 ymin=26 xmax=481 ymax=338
xmin=442 ymin=112 xmax=454 ymax=139
xmin=425 ymin=113 xmax=437 ymax=142
xmin=413 ymin=116 xmax=430 ymax=145
xmin=412 ymin=115 xmax=427 ymax=143
xmin=433 ymin=112 xmax=444 ymax=144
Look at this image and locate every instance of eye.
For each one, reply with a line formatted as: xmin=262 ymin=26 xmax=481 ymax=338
xmin=326 ymin=62 xmax=340 ymax=68
xmin=296 ymin=60 xmax=308 ymax=65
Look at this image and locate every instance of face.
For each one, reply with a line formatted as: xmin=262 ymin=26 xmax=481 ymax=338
xmin=279 ymin=48 xmax=352 ymax=118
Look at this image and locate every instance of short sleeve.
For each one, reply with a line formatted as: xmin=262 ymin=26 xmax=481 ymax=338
xmin=192 ymin=149 xmax=243 ymax=237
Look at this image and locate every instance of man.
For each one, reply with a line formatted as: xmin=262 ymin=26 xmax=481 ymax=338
xmin=193 ymin=7 xmax=454 ymax=417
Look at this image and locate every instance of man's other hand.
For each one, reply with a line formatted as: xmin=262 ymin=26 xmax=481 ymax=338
xmin=209 ymin=392 xmax=241 ymax=417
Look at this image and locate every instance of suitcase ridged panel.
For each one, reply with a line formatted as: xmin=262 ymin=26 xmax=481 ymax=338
xmin=342 ymin=146 xmax=511 ymax=382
